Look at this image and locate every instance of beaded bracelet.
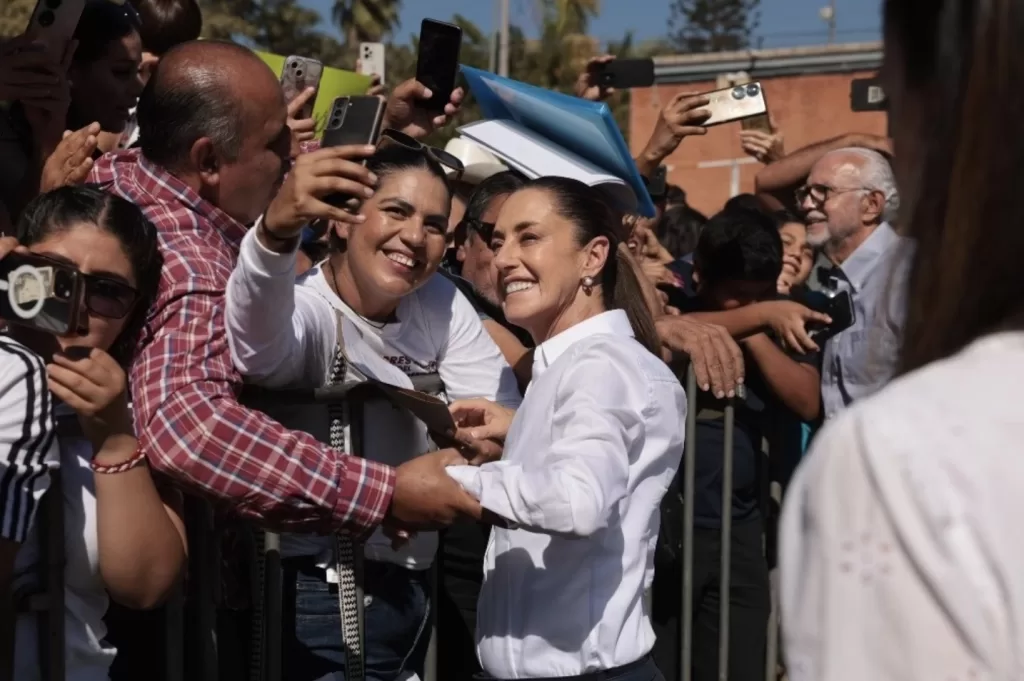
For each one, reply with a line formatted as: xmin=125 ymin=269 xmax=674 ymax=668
xmin=91 ymin=448 xmax=147 ymax=474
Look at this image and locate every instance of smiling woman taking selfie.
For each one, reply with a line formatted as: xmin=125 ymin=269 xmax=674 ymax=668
xmin=445 ymin=177 xmax=686 ymax=681
xmin=224 ymin=138 xmax=519 ymax=680
xmin=0 ymin=186 xmax=186 ymax=680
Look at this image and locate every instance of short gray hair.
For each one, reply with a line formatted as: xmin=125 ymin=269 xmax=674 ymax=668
xmin=828 ymin=147 xmax=900 ymax=224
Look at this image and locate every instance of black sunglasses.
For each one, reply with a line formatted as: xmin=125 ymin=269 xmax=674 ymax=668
xmin=32 ymin=254 xmax=139 ymax=320
xmin=380 ymin=129 xmax=465 ymax=179
xmin=82 ymin=273 xmax=139 ymax=320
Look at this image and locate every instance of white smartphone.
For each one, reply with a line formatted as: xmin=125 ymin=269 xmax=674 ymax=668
xmin=701 ymin=81 xmax=768 ymax=127
xmin=26 ymin=0 xmax=86 ymax=61
xmin=358 ymin=42 xmax=386 ymax=82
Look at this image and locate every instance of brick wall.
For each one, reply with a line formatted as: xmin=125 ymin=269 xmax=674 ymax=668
xmin=629 ymin=71 xmax=888 ymax=217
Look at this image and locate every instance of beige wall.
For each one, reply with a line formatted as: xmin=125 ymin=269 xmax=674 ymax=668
xmin=629 ymin=71 xmax=888 ymax=217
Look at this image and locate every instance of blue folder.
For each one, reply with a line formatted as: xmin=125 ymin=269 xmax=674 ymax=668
xmin=459 ymin=65 xmax=656 ymax=218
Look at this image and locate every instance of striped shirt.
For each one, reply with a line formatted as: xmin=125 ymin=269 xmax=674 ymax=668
xmin=0 ymin=336 xmax=59 ymax=543
xmin=87 ymin=149 xmax=395 ymax=535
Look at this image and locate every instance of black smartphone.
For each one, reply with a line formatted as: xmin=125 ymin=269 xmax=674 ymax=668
xmin=415 ymin=19 xmax=463 ymax=112
xmin=0 ymin=254 xmax=83 ymax=335
xmin=596 ymin=58 xmax=655 ymax=90
xmin=321 ymin=96 xmax=387 ymax=208
xmin=321 ymin=96 xmax=387 ymax=148
xmin=851 ymin=77 xmax=887 ymax=112
xmin=648 ymin=165 xmax=668 ymax=200
xmin=797 ymin=289 xmax=856 ymax=344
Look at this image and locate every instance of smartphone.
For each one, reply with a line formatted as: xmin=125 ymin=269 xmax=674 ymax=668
xmin=701 ymin=81 xmax=768 ymax=127
xmin=740 ymin=114 xmax=772 ymax=134
xmin=415 ymin=19 xmax=462 ymax=112
xmin=595 ymin=58 xmax=655 ymax=90
xmin=321 ymin=96 xmax=387 ymax=149
xmin=0 ymin=254 xmax=83 ymax=336
xmin=648 ymin=165 xmax=668 ymax=200
xmin=25 ymin=0 xmax=85 ymax=61
xmin=321 ymin=96 xmax=387 ymax=208
xmin=280 ymin=56 xmax=324 ymax=120
xmin=358 ymin=42 xmax=386 ymax=81
xmin=851 ymin=77 xmax=887 ymax=112
xmin=797 ymin=289 xmax=856 ymax=344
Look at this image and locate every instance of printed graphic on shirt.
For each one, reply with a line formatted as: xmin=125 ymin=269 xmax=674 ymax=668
xmin=384 ymin=355 xmax=438 ymax=374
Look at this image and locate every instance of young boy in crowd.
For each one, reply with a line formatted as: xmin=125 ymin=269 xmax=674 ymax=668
xmin=651 ymin=203 xmax=822 ymax=681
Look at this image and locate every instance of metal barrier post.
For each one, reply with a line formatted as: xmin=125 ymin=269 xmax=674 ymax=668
xmin=765 ymin=570 xmax=780 ymax=681
xmin=195 ymin=501 xmax=219 ymax=680
xmin=680 ymin=367 xmax=697 ymax=681
xmin=40 ymin=471 xmax=64 ymax=681
xmin=165 ymin=581 xmax=185 ymax=681
xmin=718 ymin=403 xmax=735 ymax=681
xmin=423 ymin=563 xmax=438 ymax=681
xmin=264 ymin=531 xmax=282 ymax=681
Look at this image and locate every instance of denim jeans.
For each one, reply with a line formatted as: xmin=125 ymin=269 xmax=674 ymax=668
xmin=282 ymin=559 xmax=431 ymax=681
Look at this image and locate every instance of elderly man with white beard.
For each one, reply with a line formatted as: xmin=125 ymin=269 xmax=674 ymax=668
xmin=797 ymin=147 xmax=912 ymax=420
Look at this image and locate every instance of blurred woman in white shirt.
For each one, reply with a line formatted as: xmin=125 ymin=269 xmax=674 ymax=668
xmin=780 ymin=1 xmax=1024 ymax=680
xmin=446 ymin=177 xmax=686 ymax=681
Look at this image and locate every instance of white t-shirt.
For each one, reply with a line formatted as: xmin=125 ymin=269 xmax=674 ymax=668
xmin=225 ymin=228 xmax=521 ymax=571
xmin=14 ymin=408 xmax=114 ymax=680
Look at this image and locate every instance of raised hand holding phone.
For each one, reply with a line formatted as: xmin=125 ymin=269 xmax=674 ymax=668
xmin=46 ymin=347 xmax=134 ymax=450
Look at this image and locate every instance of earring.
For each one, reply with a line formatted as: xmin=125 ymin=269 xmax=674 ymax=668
xmin=582 ymin=275 xmax=595 ymax=293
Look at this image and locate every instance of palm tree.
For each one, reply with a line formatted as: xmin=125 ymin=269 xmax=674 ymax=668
xmin=332 ymin=0 xmax=401 ymax=45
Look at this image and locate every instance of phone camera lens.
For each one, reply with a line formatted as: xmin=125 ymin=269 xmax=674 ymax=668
xmin=37 ymin=10 xmax=55 ymax=26
xmin=746 ymin=84 xmax=760 ymax=97
xmin=731 ymin=86 xmax=746 ymax=100
xmin=296 ymin=69 xmax=304 ymax=77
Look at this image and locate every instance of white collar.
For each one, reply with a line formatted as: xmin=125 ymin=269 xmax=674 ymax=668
xmin=532 ymin=310 xmax=634 ymax=380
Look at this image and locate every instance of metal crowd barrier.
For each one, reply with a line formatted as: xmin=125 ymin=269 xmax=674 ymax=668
xmin=19 ymin=366 xmax=781 ymax=681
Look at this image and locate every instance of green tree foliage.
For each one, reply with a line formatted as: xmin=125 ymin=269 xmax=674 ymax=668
xmin=668 ymin=0 xmax=761 ymax=52
xmin=0 ymin=0 xmax=35 ymax=38
xmin=333 ymin=0 xmax=401 ymax=44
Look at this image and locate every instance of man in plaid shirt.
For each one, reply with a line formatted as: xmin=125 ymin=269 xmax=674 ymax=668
xmin=88 ymin=40 xmax=476 ymax=537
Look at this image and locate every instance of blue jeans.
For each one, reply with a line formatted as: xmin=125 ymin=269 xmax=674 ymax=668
xmin=282 ymin=559 xmax=431 ymax=681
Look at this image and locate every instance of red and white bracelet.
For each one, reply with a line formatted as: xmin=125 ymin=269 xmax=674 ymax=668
xmin=90 ymin=447 xmax=147 ymax=474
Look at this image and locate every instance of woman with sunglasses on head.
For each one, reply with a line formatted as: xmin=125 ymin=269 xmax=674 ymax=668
xmin=444 ymin=177 xmax=686 ymax=681
xmin=224 ymin=134 xmax=520 ymax=680
xmin=0 ymin=186 xmax=186 ymax=680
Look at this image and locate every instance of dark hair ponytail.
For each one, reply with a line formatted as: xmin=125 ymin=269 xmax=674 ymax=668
xmin=526 ymin=176 xmax=661 ymax=355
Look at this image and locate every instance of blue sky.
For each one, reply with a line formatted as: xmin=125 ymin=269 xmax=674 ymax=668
xmin=302 ymin=0 xmax=881 ymax=48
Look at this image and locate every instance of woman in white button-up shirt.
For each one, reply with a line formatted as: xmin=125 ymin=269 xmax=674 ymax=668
xmin=446 ymin=177 xmax=686 ymax=681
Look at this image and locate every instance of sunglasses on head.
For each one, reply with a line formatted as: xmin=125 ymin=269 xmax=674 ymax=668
xmin=379 ymin=129 xmax=465 ymax=179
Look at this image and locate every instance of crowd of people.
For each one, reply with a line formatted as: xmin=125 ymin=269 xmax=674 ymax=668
xmin=1 ymin=0 xmax=1021 ymax=680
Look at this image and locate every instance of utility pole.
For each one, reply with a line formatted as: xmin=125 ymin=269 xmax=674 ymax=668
xmin=498 ymin=0 xmax=510 ymax=76
xmin=489 ymin=0 xmax=498 ymax=73
xmin=820 ymin=0 xmax=837 ymax=44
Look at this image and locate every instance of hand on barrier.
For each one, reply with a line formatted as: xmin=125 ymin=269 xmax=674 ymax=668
xmin=387 ymin=448 xmax=481 ymax=531
xmin=655 ymin=316 xmax=745 ymax=398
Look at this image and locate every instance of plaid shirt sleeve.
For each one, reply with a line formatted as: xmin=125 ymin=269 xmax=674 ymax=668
xmin=131 ymin=239 xmax=395 ymax=537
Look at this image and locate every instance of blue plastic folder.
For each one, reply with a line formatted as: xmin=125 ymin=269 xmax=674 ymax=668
xmin=459 ymin=65 xmax=656 ymax=218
